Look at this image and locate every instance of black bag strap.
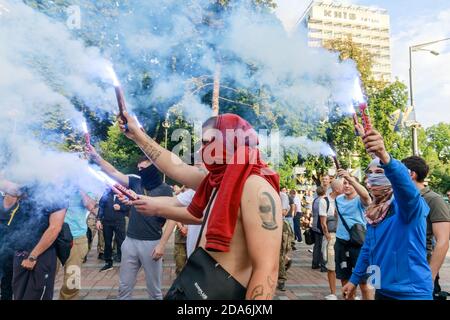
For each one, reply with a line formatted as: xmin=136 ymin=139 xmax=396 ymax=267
xmin=335 ymin=200 xmax=352 ymax=235
xmin=195 ymin=189 xmax=219 ymax=249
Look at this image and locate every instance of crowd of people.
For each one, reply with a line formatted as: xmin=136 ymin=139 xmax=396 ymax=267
xmin=279 ymin=153 xmax=450 ymax=300
xmin=0 ymin=111 xmax=449 ymax=300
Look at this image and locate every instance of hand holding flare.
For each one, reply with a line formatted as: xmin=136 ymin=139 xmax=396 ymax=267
xmin=332 ymin=154 xmax=341 ymax=170
xmin=88 ymin=167 xmax=138 ymax=201
xmin=82 ymin=121 xmax=91 ymax=150
xmin=107 ymin=66 xmax=128 ymax=124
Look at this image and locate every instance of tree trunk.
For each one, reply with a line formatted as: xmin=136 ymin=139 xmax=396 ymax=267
xmin=212 ymin=63 xmax=221 ymax=116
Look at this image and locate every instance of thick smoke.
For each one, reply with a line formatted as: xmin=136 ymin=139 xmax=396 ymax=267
xmin=0 ymin=0 xmax=361 ymax=194
xmin=259 ymin=133 xmax=334 ymax=165
xmin=0 ymin=0 xmax=113 ymax=196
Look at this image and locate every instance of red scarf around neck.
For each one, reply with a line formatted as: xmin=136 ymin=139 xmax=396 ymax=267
xmin=187 ymin=114 xmax=280 ymax=252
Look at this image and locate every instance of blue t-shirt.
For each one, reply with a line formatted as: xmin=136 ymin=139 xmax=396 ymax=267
xmin=65 ymin=192 xmax=88 ymax=239
xmin=335 ymin=194 xmax=367 ymax=241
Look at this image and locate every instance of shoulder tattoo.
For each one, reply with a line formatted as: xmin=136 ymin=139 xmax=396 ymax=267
xmin=258 ymin=191 xmax=278 ymax=231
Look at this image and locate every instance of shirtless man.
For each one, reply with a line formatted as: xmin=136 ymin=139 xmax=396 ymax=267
xmin=117 ymin=111 xmax=282 ymax=300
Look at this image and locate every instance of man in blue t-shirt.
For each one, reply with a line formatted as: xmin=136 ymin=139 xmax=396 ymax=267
xmin=87 ymin=148 xmax=174 ymax=300
xmin=59 ymin=190 xmax=96 ymax=300
xmin=334 ymin=169 xmax=372 ymax=300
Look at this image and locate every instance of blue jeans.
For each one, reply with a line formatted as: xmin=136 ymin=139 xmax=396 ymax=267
xmin=293 ymin=212 xmax=302 ymax=242
xmin=284 ymin=217 xmax=294 ymax=234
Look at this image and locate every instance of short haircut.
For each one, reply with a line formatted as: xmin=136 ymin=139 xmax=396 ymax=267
xmin=137 ymin=155 xmax=150 ymax=165
xmin=401 ymin=156 xmax=429 ymax=183
xmin=289 ymin=189 xmax=296 ymax=195
xmin=331 ymin=179 xmax=343 ymax=192
xmin=316 ymin=186 xmax=326 ymax=197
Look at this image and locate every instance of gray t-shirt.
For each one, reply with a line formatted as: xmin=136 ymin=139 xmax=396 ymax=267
xmin=127 ymin=176 xmax=173 ymax=241
xmin=421 ymin=187 xmax=450 ymax=258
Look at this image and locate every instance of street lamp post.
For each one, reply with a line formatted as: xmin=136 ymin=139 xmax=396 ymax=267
xmin=162 ymin=118 xmax=171 ymax=183
xmin=408 ymin=37 xmax=450 ymax=156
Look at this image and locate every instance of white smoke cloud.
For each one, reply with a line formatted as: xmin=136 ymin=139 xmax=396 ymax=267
xmin=0 ymin=0 xmax=363 ymax=191
xmin=0 ymin=0 xmax=114 ymax=194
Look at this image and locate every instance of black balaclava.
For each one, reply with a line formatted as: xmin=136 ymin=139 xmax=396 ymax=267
xmin=139 ymin=164 xmax=162 ymax=191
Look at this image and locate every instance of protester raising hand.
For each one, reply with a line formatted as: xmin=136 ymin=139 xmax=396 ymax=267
xmin=354 ymin=120 xmax=391 ymax=164
xmin=84 ymin=144 xmax=101 ymax=163
xmin=117 ymin=110 xmax=143 ymax=141
xmin=337 ymin=168 xmax=353 ymax=182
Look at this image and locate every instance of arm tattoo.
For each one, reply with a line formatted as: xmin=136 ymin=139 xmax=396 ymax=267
xmin=266 ymin=276 xmax=275 ymax=299
xmin=258 ymin=192 xmax=278 ymax=230
xmin=140 ymin=141 xmax=162 ymax=161
xmin=250 ymin=285 xmax=264 ymax=300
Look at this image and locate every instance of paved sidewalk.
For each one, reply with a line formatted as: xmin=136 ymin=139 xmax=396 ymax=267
xmin=54 ymin=239 xmax=450 ymax=300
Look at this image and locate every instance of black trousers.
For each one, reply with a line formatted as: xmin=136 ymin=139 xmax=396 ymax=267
xmin=103 ymin=221 xmax=126 ymax=263
xmin=293 ymin=212 xmax=302 ymax=242
xmin=12 ymin=247 xmax=57 ymax=300
xmin=375 ymin=291 xmax=396 ymax=300
xmin=312 ymin=231 xmax=324 ymax=268
xmin=0 ymin=251 xmax=14 ymax=300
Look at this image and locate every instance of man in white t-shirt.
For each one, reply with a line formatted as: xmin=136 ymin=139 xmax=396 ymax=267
xmin=292 ymin=192 xmax=303 ymax=243
xmin=320 ymin=179 xmax=343 ymax=300
xmin=176 ymin=188 xmax=198 ymax=257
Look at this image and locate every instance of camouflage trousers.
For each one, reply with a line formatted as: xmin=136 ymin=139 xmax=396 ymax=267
xmin=174 ymin=242 xmax=187 ymax=276
xmin=278 ymin=220 xmax=295 ymax=285
xmin=86 ymin=212 xmax=105 ymax=254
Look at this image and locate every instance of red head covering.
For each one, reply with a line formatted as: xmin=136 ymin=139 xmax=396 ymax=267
xmin=187 ymin=114 xmax=280 ymax=252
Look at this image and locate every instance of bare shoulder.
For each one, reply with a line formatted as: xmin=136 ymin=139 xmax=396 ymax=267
xmin=241 ymin=175 xmax=282 ymax=229
xmin=242 ymin=175 xmax=280 ymax=202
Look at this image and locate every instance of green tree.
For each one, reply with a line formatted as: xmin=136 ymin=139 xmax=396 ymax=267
xmin=324 ymin=37 xmax=411 ymax=169
xmin=424 ymin=123 xmax=450 ymax=164
xmin=419 ymin=123 xmax=450 ymax=194
xmin=99 ymin=125 xmax=142 ymax=174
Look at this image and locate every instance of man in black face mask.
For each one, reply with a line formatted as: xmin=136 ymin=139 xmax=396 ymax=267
xmin=87 ymin=149 xmax=173 ymax=300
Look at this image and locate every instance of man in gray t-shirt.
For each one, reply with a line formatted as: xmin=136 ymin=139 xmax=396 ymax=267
xmin=403 ymin=156 xmax=450 ymax=299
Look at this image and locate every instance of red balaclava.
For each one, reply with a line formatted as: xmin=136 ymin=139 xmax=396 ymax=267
xmin=187 ymin=114 xmax=280 ymax=252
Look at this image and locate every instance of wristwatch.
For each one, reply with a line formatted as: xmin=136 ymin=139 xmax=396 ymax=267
xmin=28 ymin=255 xmax=38 ymax=262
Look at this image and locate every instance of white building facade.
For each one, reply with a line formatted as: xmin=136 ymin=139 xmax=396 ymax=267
xmin=302 ymin=1 xmax=392 ymax=81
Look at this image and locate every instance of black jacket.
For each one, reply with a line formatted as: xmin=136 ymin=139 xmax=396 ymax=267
xmin=98 ymin=190 xmax=129 ymax=224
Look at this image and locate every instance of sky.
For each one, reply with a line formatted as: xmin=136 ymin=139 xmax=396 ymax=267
xmin=274 ymin=0 xmax=450 ymax=128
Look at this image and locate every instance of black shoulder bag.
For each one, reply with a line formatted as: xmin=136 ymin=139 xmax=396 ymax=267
xmin=335 ymin=201 xmax=366 ymax=247
xmin=164 ymin=189 xmax=247 ymax=300
xmin=55 ymin=222 xmax=73 ymax=266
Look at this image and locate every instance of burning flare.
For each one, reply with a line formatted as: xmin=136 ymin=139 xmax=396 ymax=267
xmin=106 ymin=65 xmax=127 ymax=123
xmin=106 ymin=65 xmax=120 ymax=87
xmin=88 ymin=167 xmax=137 ymax=201
xmin=353 ymin=78 xmax=372 ymax=133
xmin=82 ymin=120 xmax=91 ymax=148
